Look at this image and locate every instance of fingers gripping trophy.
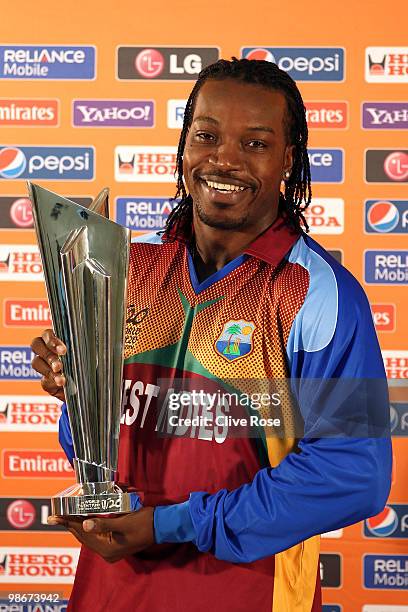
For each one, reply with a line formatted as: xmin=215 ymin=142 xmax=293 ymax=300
xmin=28 ymin=182 xmax=140 ymax=516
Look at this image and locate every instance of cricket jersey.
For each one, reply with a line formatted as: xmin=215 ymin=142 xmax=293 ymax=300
xmin=60 ymin=215 xmax=391 ymax=612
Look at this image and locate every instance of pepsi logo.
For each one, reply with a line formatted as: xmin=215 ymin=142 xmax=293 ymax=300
xmin=390 ymin=404 xmax=399 ymax=432
xmin=384 ymin=151 xmax=408 ymax=181
xmin=6 ymin=499 xmax=36 ymax=529
xmin=135 ymin=49 xmax=164 ymax=78
xmin=245 ymin=48 xmax=275 ymax=62
xmin=368 ymin=201 xmax=399 ymax=232
xmin=9 ymin=197 xmax=33 ymax=228
xmin=0 ymin=147 xmax=26 ymax=178
xmin=366 ymin=506 xmax=398 ymax=537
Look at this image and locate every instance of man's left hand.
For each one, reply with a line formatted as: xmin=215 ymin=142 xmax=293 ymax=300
xmin=48 ymin=507 xmax=155 ymax=563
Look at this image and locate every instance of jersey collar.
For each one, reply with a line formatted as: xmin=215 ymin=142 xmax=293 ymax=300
xmin=244 ymin=216 xmax=301 ymax=267
xmin=164 ymin=215 xmax=301 ymax=268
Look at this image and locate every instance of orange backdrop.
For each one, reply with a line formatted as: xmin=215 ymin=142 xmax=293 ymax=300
xmin=0 ymin=1 xmax=407 ymax=610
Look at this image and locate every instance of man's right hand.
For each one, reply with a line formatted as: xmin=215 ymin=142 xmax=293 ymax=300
xmin=31 ymin=329 xmax=67 ymax=402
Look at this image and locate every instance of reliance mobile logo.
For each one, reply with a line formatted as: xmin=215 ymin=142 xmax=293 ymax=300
xmin=4 ymin=299 xmax=52 ymax=327
xmin=0 ymin=497 xmax=66 ymax=531
xmin=167 ymin=99 xmax=187 ymax=129
xmin=364 ymin=250 xmax=408 ymax=285
xmin=362 ymin=102 xmax=408 ymax=129
xmin=308 ymin=149 xmax=344 ymax=183
xmin=0 ymin=547 xmax=79 ymax=583
xmin=365 ymin=200 xmax=408 ymax=234
xmin=371 ymin=304 xmax=396 ymax=332
xmin=116 ymin=197 xmax=175 ymax=231
xmin=73 ymin=99 xmax=154 ymax=127
xmin=0 ymin=45 xmax=95 ymax=80
xmin=0 ymin=347 xmax=41 ymax=380
xmin=303 ymin=198 xmax=344 ymax=234
xmin=115 ymin=146 xmax=177 ymax=182
xmin=364 ymin=554 xmax=408 ymax=589
xmin=0 ymin=396 xmax=61 ymax=432
xmin=305 ymin=101 xmax=348 ymax=129
xmin=0 ymin=98 xmax=59 ymax=126
xmin=382 ymin=351 xmax=408 ymax=379
xmin=364 ymin=504 xmax=408 ymax=538
xmin=117 ymin=46 xmax=219 ymax=80
xmin=1 ymin=450 xmax=74 ymax=478
xmin=0 ymin=602 xmax=69 ymax=612
xmin=0 ymin=245 xmax=42 ymax=281
xmin=241 ymin=47 xmax=345 ymax=81
xmin=366 ymin=48 xmax=408 ymax=83
xmin=0 ymin=146 xmax=94 ymax=180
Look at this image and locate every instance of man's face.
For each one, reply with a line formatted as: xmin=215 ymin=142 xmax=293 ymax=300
xmin=183 ymin=78 xmax=294 ymax=231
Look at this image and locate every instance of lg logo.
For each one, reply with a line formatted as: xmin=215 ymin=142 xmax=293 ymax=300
xmin=118 ymin=46 xmax=219 ymax=80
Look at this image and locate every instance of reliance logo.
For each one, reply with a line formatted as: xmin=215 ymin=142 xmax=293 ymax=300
xmin=0 ymin=45 xmax=95 ymax=79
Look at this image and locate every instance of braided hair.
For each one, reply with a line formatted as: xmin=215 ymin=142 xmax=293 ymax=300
xmin=163 ymin=57 xmax=311 ymax=239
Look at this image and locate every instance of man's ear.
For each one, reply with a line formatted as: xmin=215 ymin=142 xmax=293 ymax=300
xmin=283 ymin=144 xmax=295 ymax=176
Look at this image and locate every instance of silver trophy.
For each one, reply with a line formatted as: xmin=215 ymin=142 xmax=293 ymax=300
xmin=28 ymin=182 xmax=138 ymax=516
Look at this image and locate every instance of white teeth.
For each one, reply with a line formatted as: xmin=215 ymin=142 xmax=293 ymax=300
xmin=205 ymin=180 xmax=245 ymax=192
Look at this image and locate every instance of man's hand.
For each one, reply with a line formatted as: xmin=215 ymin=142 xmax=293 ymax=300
xmin=48 ymin=508 xmax=155 ymax=563
xmin=31 ymin=329 xmax=67 ymax=401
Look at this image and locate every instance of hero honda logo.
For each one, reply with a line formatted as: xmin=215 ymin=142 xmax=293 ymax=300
xmin=241 ymin=47 xmax=345 ymax=81
xmin=0 ymin=45 xmax=95 ymax=79
xmin=303 ymin=198 xmax=344 ymax=234
xmin=0 ymin=245 xmax=43 ymax=281
xmin=366 ymin=48 xmax=408 ymax=83
xmin=364 ymin=250 xmax=408 ymax=285
xmin=364 ymin=505 xmax=408 ymax=538
xmin=382 ymin=351 xmax=408 ymax=379
xmin=117 ymin=46 xmax=219 ymax=80
xmin=115 ymin=146 xmax=177 ymax=182
xmin=0 ymin=396 xmax=61 ymax=431
xmin=0 ymin=547 xmax=79 ymax=583
xmin=0 ymin=146 xmax=94 ymax=180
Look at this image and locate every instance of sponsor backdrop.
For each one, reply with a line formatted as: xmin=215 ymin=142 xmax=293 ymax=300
xmin=0 ymin=1 xmax=407 ymax=610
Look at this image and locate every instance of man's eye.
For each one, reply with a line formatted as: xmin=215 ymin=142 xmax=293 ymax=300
xmin=247 ymin=140 xmax=266 ymax=148
xmin=195 ymin=132 xmax=215 ymax=142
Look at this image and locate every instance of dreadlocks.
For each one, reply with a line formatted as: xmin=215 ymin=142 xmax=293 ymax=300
xmin=163 ymin=57 xmax=311 ymax=239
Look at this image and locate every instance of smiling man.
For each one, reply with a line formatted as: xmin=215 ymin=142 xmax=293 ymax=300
xmin=31 ymin=58 xmax=391 ymax=612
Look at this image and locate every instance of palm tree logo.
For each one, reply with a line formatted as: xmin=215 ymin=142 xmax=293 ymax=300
xmin=215 ymin=320 xmax=255 ymax=362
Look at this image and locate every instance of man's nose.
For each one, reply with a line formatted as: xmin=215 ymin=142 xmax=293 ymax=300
xmin=208 ymin=141 xmax=242 ymax=169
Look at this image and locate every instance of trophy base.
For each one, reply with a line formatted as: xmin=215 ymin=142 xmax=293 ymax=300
xmin=51 ymin=483 xmax=140 ymax=517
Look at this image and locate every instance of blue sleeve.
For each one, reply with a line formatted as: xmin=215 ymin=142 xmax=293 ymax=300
xmin=59 ymin=402 xmax=75 ymax=465
xmin=154 ymin=237 xmax=392 ymax=562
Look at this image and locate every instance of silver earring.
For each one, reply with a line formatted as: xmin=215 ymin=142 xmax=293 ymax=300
xmin=284 ymin=170 xmax=290 ymax=180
